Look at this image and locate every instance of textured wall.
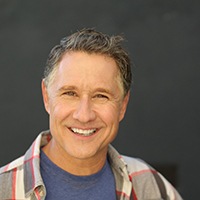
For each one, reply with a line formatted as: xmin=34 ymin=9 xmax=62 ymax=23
xmin=0 ymin=0 xmax=199 ymax=199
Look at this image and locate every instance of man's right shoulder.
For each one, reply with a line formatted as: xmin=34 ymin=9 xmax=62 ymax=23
xmin=0 ymin=156 xmax=24 ymax=175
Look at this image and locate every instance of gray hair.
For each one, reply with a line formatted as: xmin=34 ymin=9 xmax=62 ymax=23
xmin=43 ymin=28 xmax=132 ymax=96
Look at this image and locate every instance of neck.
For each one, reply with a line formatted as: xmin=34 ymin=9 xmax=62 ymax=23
xmin=42 ymin=141 xmax=108 ymax=176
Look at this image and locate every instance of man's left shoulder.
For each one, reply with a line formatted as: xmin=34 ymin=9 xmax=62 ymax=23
xmin=121 ymin=155 xmax=155 ymax=175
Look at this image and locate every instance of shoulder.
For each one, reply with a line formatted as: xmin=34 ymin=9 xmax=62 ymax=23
xmin=0 ymin=156 xmax=27 ymax=199
xmin=0 ymin=156 xmax=24 ymax=196
xmin=122 ymin=155 xmax=183 ymax=200
xmin=121 ymin=155 xmax=155 ymax=175
xmin=0 ymin=130 xmax=51 ymax=175
xmin=0 ymin=155 xmax=24 ymax=174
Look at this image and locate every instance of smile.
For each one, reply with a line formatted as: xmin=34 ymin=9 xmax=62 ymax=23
xmin=71 ymin=128 xmax=97 ymax=136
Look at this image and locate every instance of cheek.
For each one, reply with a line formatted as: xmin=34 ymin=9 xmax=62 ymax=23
xmin=97 ymin=105 xmax=121 ymax=124
xmin=49 ymin=100 xmax=72 ymax=120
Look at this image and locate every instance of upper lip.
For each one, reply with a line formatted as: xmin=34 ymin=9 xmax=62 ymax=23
xmin=70 ymin=127 xmax=97 ymax=130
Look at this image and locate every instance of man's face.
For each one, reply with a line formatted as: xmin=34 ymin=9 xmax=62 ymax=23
xmin=42 ymin=51 xmax=129 ymax=162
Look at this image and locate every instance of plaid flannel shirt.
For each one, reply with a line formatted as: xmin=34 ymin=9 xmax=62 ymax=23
xmin=0 ymin=131 xmax=182 ymax=200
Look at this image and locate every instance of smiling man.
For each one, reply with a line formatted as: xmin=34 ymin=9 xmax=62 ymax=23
xmin=0 ymin=29 xmax=183 ymax=200
xmin=41 ymin=51 xmax=129 ymax=177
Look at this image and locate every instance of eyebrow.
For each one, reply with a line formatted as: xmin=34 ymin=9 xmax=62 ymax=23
xmin=94 ymin=87 xmax=113 ymax=94
xmin=58 ymin=86 xmax=113 ymax=95
xmin=94 ymin=87 xmax=121 ymax=100
xmin=58 ymin=86 xmax=77 ymax=92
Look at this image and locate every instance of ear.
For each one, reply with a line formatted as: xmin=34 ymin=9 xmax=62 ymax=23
xmin=41 ymin=79 xmax=50 ymax=114
xmin=119 ymin=91 xmax=130 ymax=122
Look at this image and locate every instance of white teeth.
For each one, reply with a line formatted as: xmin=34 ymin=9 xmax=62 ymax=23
xmin=71 ymin=128 xmax=96 ymax=136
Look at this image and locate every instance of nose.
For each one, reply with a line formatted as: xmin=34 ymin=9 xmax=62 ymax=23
xmin=73 ymin=96 xmax=96 ymax=123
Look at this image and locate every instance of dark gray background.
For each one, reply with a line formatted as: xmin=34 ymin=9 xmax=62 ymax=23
xmin=0 ymin=0 xmax=199 ymax=199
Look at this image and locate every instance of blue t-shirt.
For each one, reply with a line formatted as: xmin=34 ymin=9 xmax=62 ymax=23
xmin=40 ymin=151 xmax=117 ymax=200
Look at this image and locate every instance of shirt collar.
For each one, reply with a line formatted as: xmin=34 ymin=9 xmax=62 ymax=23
xmin=23 ymin=131 xmax=132 ymax=198
xmin=23 ymin=131 xmax=51 ymax=197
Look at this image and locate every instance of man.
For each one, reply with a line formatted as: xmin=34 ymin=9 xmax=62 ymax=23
xmin=0 ymin=29 xmax=182 ymax=199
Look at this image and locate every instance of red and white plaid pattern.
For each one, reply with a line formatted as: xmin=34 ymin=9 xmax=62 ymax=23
xmin=0 ymin=131 xmax=182 ymax=200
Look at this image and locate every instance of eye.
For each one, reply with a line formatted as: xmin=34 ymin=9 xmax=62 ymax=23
xmin=94 ymin=94 xmax=109 ymax=99
xmin=96 ymin=94 xmax=107 ymax=98
xmin=63 ymin=91 xmax=77 ymax=97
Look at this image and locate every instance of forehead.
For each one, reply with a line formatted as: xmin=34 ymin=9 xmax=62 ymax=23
xmin=54 ymin=52 xmax=121 ymax=84
xmin=46 ymin=52 xmax=124 ymax=97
